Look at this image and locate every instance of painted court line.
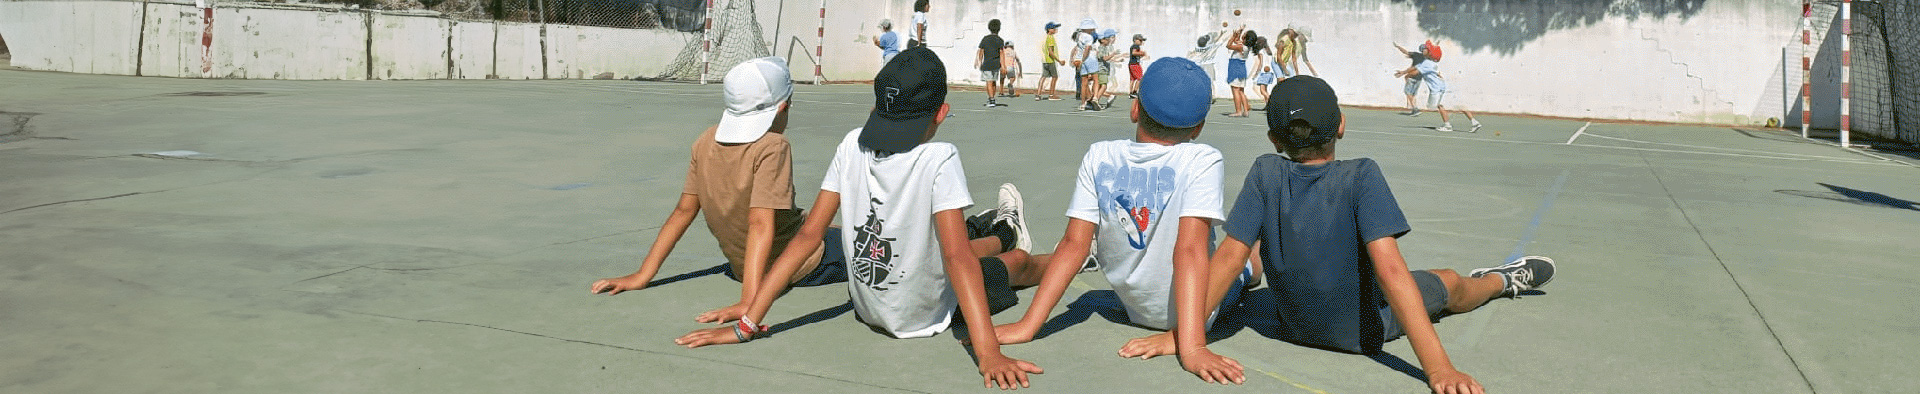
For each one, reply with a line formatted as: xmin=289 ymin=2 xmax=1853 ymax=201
xmin=1565 ymin=122 xmax=1590 ymax=144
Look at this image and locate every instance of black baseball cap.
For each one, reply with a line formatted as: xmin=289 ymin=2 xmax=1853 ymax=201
xmin=861 ymin=47 xmax=948 ymax=154
xmin=1265 ymin=75 xmax=1342 ymax=149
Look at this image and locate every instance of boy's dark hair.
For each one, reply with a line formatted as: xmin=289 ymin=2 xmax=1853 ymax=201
xmin=988 ymin=19 xmax=1000 ymax=34
xmin=1140 ymin=108 xmax=1198 ymax=141
xmin=1277 ymin=120 xmax=1333 ymax=160
xmin=914 ymin=0 xmax=928 ymax=12
xmin=1242 ymin=30 xmax=1259 ymax=47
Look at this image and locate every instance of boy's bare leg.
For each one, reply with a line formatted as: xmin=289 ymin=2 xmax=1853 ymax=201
xmin=992 ymin=250 xmax=1048 ymax=286
xmin=970 ymin=236 xmax=1007 ymax=257
xmin=1430 ymin=269 xmax=1506 ymax=314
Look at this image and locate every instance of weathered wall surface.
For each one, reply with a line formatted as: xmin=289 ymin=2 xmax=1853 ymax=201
xmin=0 ymin=0 xmax=1844 ymax=126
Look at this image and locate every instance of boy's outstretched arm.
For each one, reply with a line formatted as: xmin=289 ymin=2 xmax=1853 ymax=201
xmin=936 ymin=209 xmax=1044 ymax=390
xmin=693 ymin=206 xmax=778 ymax=323
xmin=675 ymin=191 xmax=841 ymax=348
xmin=1170 ymin=217 xmax=1246 ymax=384
xmin=1367 ymin=237 xmax=1484 ymax=394
xmin=591 ymin=193 xmax=701 ymax=295
xmin=995 ymin=218 xmax=1097 ymax=344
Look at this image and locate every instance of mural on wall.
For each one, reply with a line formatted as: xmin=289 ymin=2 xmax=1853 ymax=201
xmin=1392 ymin=0 xmax=1705 ymax=55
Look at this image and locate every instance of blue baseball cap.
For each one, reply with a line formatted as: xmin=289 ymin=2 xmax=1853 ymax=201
xmin=1265 ymin=75 xmax=1342 ymax=148
xmin=1044 ymin=21 xmax=1061 ymax=30
xmin=1099 ymin=28 xmax=1118 ymax=40
xmin=1137 ymin=57 xmax=1211 ymax=129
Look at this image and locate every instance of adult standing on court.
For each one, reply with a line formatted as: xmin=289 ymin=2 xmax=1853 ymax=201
xmin=874 ymin=19 xmax=900 ymax=64
xmin=976 ymin=19 xmax=1008 ymax=108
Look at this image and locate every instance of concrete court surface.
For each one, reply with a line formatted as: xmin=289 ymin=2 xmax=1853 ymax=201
xmin=2 ymin=67 xmax=1919 ymax=394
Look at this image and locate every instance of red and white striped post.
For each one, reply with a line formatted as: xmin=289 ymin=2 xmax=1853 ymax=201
xmin=700 ymin=0 xmax=714 ymax=84
xmin=200 ymin=1 xmax=214 ymax=77
xmin=1840 ymin=0 xmax=1853 ymax=147
xmin=814 ymin=1 xmax=826 ymax=84
xmin=1800 ymin=0 xmax=1811 ymax=138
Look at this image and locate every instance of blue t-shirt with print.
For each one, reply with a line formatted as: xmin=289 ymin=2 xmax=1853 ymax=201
xmin=1223 ymin=155 xmax=1410 ymax=354
xmin=879 ymin=31 xmax=900 ymax=60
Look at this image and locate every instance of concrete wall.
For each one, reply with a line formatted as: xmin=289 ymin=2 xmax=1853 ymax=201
xmin=371 ymin=12 xmax=449 ymax=80
xmin=0 ymin=0 xmax=1850 ymax=126
xmin=0 ymin=0 xmax=678 ymax=81
xmin=544 ymin=24 xmax=681 ymax=80
xmin=0 ymin=0 xmax=142 ymax=75
xmin=775 ymin=0 xmax=1803 ymax=125
xmin=215 ymin=5 xmax=368 ymax=80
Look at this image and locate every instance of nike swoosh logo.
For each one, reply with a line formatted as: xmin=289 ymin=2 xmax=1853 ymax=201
xmin=1289 ymin=108 xmax=1303 ymax=116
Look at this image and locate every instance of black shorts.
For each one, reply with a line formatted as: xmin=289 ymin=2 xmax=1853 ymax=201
xmin=977 ymin=256 xmax=1018 ymax=314
xmin=722 ymin=229 xmax=849 ymax=287
xmin=1378 ymin=270 xmax=1450 ymax=341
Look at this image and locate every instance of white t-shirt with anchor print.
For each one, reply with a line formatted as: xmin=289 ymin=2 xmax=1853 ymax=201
xmin=820 ymin=128 xmax=974 ymax=338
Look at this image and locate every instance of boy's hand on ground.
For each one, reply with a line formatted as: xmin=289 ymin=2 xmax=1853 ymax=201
xmin=672 ymin=326 xmax=742 ymax=348
xmin=1116 ymin=331 xmax=1176 ymax=359
xmin=1425 ymin=368 xmax=1484 ymax=394
xmin=588 ymin=275 xmax=648 ymax=295
xmin=1178 ymin=348 xmax=1246 ymax=385
xmin=977 ymin=354 xmax=1043 ymax=390
xmin=693 ymin=302 xmax=749 ymax=324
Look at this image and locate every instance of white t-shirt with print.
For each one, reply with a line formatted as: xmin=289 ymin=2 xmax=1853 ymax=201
xmin=1065 ymin=139 xmax=1225 ymax=330
xmin=821 ymin=128 xmax=975 ymax=338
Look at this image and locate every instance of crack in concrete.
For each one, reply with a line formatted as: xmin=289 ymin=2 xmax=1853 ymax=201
xmin=340 ymin=310 xmax=930 ymax=393
xmin=0 ymin=192 xmax=149 ymax=215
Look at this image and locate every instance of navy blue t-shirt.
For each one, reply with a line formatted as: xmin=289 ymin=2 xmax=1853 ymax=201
xmin=1223 ymin=155 xmax=1410 ymax=354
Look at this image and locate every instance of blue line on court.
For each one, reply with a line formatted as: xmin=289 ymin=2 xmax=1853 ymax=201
xmin=1507 ymin=170 xmax=1569 ymax=262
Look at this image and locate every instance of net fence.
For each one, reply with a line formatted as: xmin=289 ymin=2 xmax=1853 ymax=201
xmin=1847 ymin=0 xmax=1918 ymax=145
xmin=1811 ymin=1 xmax=1918 ymax=146
xmin=646 ymin=0 xmax=769 ymax=82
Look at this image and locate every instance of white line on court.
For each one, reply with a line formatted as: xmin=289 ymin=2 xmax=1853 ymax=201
xmin=1565 ymin=122 xmax=1589 ymax=144
xmin=1343 ymin=127 xmax=1907 ymax=167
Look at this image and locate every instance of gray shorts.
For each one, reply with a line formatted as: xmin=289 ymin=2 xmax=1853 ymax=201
xmin=1403 ymin=78 xmax=1422 ymax=96
xmin=1041 ymin=63 xmax=1059 ymax=78
xmin=1427 ymin=90 xmax=1447 ymax=109
xmin=981 ymin=69 xmax=1001 ymax=82
xmin=1378 ymin=270 xmax=1450 ymax=341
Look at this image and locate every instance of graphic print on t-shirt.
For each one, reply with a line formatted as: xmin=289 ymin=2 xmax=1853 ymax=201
xmin=1097 ymin=164 xmax=1175 ymax=250
xmin=850 ymin=198 xmax=901 ymax=291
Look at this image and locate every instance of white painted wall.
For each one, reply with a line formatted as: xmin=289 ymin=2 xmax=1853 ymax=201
xmin=370 ymin=12 xmax=449 ymax=80
xmin=450 ymin=20 xmax=494 ymax=79
xmin=0 ymin=0 xmax=1837 ymax=127
xmin=783 ymin=0 xmax=1804 ymax=125
xmin=138 ymin=2 xmax=205 ymax=78
xmin=0 ymin=0 xmax=142 ymax=75
xmin=215 ymin=5 xmax=368 ymax=80
xmin=493 ymin=22 xmax=544 ymax=80
xmin=544 ymin=24 xmax=682 ymax=80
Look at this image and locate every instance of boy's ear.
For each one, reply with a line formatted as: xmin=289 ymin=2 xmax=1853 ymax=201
xmin=933 ymin=103 xmax=951 ymax=125
xmin=1336 ymin=114 xmax=1347 ymax=139
xmin=1130 ymin=100 xmax=1142 ymax=124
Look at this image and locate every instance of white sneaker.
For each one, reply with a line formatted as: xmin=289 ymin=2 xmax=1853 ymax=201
xmin=1436 ymin=124 xmax=1454 ymax=132
xmin=995 ymin=183 xmax=1031 ymax=252
xmin=1469 ymin=122 xmax=1483 ymax=133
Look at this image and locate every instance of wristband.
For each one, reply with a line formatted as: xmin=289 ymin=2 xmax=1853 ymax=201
xmin=735 ymin=317 xmax=769 ymax=342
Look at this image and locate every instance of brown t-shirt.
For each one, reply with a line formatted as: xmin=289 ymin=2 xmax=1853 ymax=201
xmin=683 ymin=126 xmax=818 ymax=272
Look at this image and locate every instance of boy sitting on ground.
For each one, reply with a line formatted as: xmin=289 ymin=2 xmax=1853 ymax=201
xmin=589 ymin=57 xmax=848 ymax=324
xmin=673 ymin=48 xmax=1056 ymax=390
xmin=991 ymin=57 xmax=1258 ymax=384
xmin=1214 ymin=75 xmax=1556 ymax=393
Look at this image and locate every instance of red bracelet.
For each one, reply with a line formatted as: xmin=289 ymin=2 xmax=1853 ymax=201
xmin=736 ymin=317 xmax=768 ymax=341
